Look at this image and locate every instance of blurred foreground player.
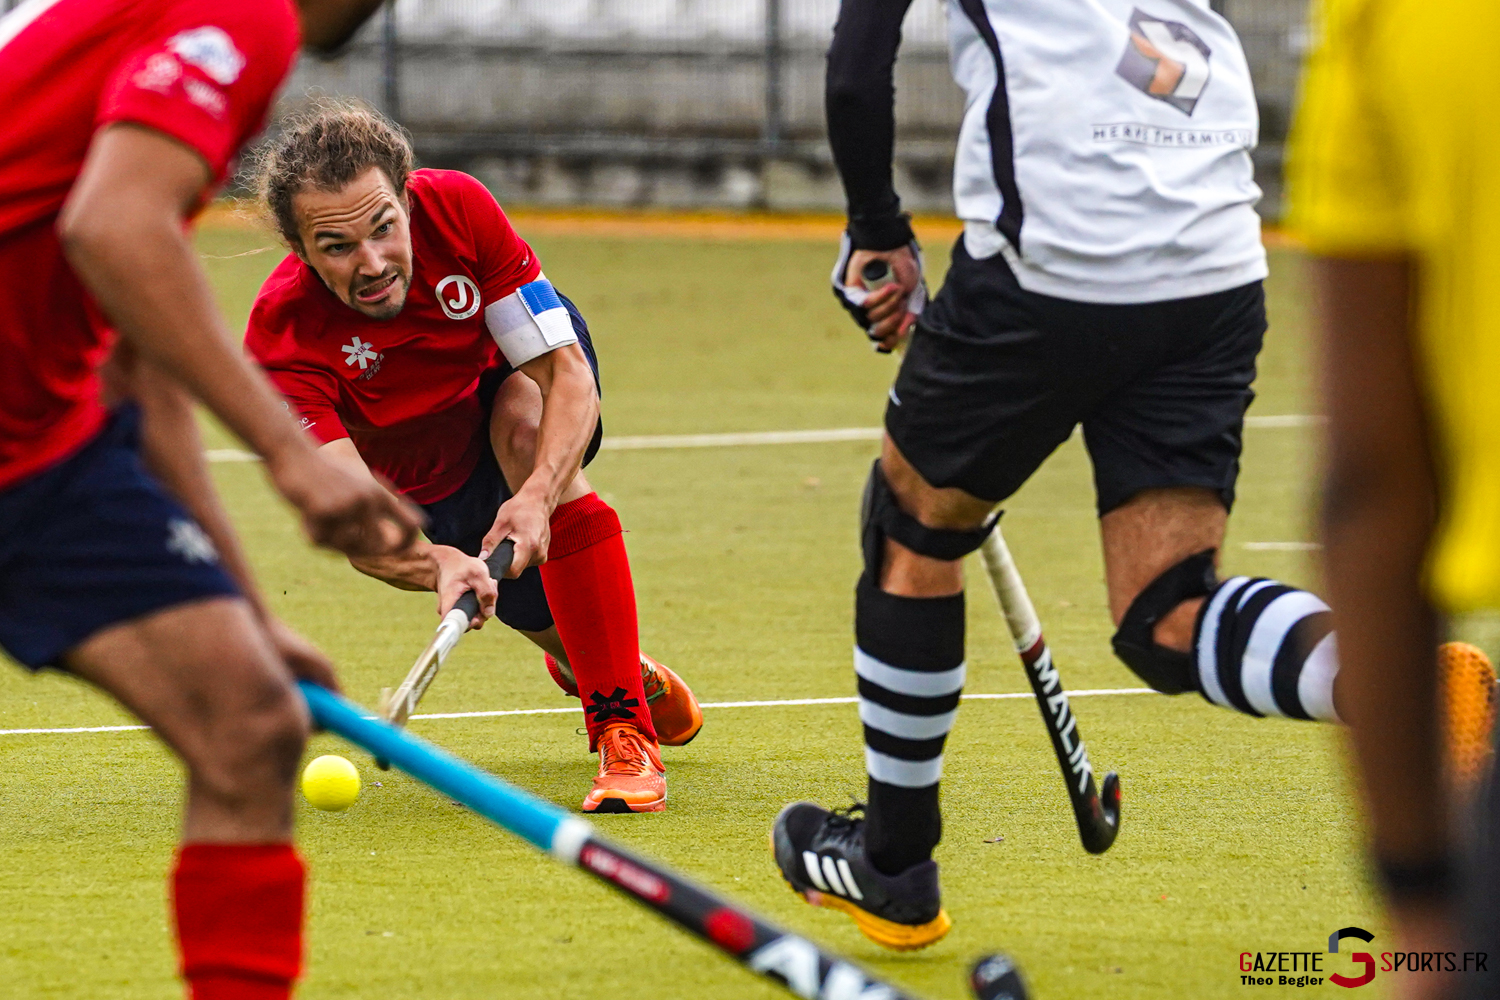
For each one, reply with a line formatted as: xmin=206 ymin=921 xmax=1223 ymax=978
xmin=1290 ymin=1 xmax=1500 ymax=997
xmin=0 ymin=1 xmax=417 ymax=998
xmin=772 ymin=0 xmax=1494 ymax=951
xmin=244 ymin=104 xmax=701 ymax=813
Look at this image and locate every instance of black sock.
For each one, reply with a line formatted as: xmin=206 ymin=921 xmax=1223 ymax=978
xmin=854 ymin=573 xmax=965 ymax=875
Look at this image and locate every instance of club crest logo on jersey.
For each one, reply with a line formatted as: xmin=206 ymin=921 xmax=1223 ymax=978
xmin=1116 ymin=9 xmax=1212 ymax=116
xmin=435 ymin=275 xmax=481 ymax=320
xmin=168 ymin=27 xmax=246 ymax=86
xmin=131 ymin=53 xmax=182 ymax=95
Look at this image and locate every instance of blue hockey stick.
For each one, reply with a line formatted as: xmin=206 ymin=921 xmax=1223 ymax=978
xmin=298 ymin=682 xmax=1025 ymax=1000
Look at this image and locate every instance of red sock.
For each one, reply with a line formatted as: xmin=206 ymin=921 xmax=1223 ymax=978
xmin=173 ymin=843 xmax=305 ymax=1000
xmin=540 ymin=494 xmax=657 ymax=750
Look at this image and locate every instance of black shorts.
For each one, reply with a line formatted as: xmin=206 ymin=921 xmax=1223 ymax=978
xmin=420 ymin=290 xmax=604 ymax=633
xmin=887 ymin=241 xmax=1266 ymax=514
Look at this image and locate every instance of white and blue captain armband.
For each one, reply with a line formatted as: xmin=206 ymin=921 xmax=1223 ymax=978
xmin=483 ymin=275 xmax=578 ymax=366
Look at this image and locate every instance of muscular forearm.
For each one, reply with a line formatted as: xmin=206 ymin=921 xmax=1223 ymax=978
xmin=1316 ymin=256 xmax=1447 ymax=866
xmin=827 ymin=0 xmax=916 ymax=249
xmin=516 ymin=352 xmax=598 ymax=513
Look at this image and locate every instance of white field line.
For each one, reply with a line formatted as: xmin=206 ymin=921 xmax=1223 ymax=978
xmin=205 ymin=415 xmax=1321 ymax=463
xmin=0 ymin=687 xmax=1156 ymax=737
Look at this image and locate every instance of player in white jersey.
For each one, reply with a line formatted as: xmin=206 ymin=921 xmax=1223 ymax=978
xmin=767 ymin=0 xmax=1411 ymax=951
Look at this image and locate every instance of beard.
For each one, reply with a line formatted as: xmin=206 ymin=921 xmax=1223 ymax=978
xmin=347 ymin=268 xmax=409 ymax=320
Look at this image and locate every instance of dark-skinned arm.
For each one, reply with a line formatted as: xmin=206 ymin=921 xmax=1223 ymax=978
xmin=57 ymin=124 xmax=421 ymax=559
xmin=1315 ymin=255 xmax=1454 ymax=950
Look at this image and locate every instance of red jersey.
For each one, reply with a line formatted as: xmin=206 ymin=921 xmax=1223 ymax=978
xmin=0 ymin=0 xmax=299 ymax=490
xmin=245 ymin=169 xmax=541 ymax=505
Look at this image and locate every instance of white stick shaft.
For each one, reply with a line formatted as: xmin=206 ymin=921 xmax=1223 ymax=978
xmin=980 ymin=529 xmax=1042 ymax=652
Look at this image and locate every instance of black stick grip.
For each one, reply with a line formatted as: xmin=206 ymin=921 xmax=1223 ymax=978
xmin=453 ymin=539 xmax=515 ymax=622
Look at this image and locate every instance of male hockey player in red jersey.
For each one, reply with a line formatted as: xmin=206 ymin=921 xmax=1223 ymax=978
xmin=0 ymin=1 xmax=417 ymax=997
xmin=244 ymin=102 xmax=702 ymax=813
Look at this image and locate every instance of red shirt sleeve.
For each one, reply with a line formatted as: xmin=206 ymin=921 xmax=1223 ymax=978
xmin=96 ymin=6 xmax=298 ymax=182
xmin=449 ymin=172 xmax=543 ymax=302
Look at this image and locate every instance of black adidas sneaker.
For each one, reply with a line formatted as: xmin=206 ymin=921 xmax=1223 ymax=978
xmin=770 ymin=801 xmax=951 ymax=950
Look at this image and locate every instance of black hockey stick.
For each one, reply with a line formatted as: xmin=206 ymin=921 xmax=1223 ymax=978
xmin=980 ymin=526 xmax=1121 ymax=854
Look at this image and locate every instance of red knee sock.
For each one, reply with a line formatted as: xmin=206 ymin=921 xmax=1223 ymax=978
xmin=173 ymin=843 xmax=305 ymax=1000
xmin=540 ymin=493 xmax=657 ymax=750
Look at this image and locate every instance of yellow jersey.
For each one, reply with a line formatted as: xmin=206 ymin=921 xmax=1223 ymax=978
xmin=1287 ymin=0 xmax=1500 ymax=611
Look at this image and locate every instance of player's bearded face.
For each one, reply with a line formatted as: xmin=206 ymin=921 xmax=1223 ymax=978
xmin=296 ymin=166 xmax=414 ymax=321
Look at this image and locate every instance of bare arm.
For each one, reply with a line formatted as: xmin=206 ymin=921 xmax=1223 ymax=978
xmin=58 ymin=124 xmax=420 ymax=558
xmin=480 ymin=344 xmax=599 ymax=574
xmin=1315 ymin=256 xmax=1451 ymax=928
xmin=320 ymin=440 xmax=498 ymax=624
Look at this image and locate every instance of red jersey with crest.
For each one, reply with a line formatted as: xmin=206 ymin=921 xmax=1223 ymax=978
xmin=0 ymin=0 xmax=299 ymax=490
xmin=244 ymin=169 xmax=541 ymax=504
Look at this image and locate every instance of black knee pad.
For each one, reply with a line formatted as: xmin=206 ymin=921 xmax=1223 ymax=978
xmin=1110 ymin=549 xmax=1218 ymax=694
xmin=860 ymin=459 xmax=999 ymax=582
xmin=496 ymin=566 xmax=554 ymax=632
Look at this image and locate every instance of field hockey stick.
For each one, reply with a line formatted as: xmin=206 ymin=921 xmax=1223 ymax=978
xmin=299 ymin=681 xmax=1030 ymax=1000
xmin=374 ymin=539 xmax=513 ymax=770
xmin=980 ymin=527 xmax=1121 ymax=854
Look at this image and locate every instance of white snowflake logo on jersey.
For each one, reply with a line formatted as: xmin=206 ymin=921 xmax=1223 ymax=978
xmin=168 ymin=27 xmax=246 ymax=86
xmin=435 ymin=275 xmax=481 ymax=321
xmin=342 ymin=337 xmax=378 ymax=369
xmin=166 ymin=518 xmax=219 ymax=565
xmin=1116 ymin=9 xmax=1212 ymax=116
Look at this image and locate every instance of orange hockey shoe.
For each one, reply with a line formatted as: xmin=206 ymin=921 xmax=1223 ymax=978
xmin=582 ymin=721 xmax=667 ymax=814
xmin=639 ymin=653 xmax=704 ymax=747
xmin=544 ymin=652 xmax=704 ymax=747
xmin=1440 ymin=641 xmax=1497 ymax=795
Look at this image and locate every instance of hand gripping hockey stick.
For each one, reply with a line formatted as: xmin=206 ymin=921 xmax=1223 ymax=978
xmin=299 ymin=680 xmax=1031 ymax=1000
xmin=980 ymin=527 xmax=1121 ymax=854
xmin=373 ymin=539 xmax=513 ymax=770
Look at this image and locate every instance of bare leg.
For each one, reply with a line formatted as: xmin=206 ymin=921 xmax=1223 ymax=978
xmin=1099 ymin=486 xmax=1227 ymax=651
xmin=64 ymin=597 xmax=307 ymax=842
xmin=877 ymin=435 xmax=996 ymax=595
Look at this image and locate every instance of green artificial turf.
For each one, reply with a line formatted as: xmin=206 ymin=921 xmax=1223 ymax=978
xmin=0 ymin=221 xmax=1400 ymax=998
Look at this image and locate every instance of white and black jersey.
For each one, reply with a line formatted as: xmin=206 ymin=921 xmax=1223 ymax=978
xmin=828 ymin=0 xmax=1268 ymax=304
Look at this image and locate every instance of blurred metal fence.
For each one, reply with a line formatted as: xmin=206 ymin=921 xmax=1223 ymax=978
xmin=0 ymin=0 xmax=1311 ymax=212
xmin=287 ymin=0 xmax=1311 ymax=214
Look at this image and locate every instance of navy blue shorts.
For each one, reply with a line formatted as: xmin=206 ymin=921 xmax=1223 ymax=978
xmin=0 ymin=406 xmax=240 ymax=670
xmin=420 ymin=291 xmax=603 ymax=634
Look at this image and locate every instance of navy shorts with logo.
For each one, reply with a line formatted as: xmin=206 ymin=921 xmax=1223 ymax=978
xmin=421 ymin=291 xmax=603 ymax=633
xmin=0 ymin=405 xmax=240 ymax=670
xmin=888 ymin=240 xmax=1267 ymax=514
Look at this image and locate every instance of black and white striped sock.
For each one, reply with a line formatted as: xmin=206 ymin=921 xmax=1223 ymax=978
xmin=855 ymin=575 xmax=965 ymax=875
xmin=1193 ymin=576 xmax=1340 ymax=722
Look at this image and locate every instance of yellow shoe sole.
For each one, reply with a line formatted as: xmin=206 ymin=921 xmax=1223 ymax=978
xmin=802 ymin=888 xmax=952 ymax=951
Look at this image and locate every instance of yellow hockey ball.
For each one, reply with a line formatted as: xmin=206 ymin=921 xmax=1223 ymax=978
xmin=301 ymin=754 xmax=361 ymax=811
